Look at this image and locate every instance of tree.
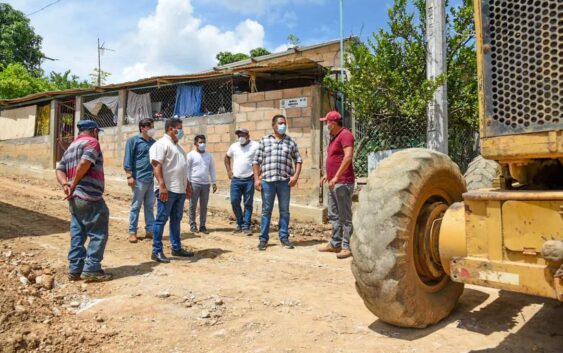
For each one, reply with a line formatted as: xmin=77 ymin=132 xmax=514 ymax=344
xmin=89 ymin=68 xmax=111 ymax=86
xmin=250 ymin=47 xmax=271 ymax=58
xmin=48 ymin=70 xmax=90 ymax=90
xmin=325 ymin=0 xmax=478 ymax=174
xmin=287 ymin=34 xmax=300 ymax=48
xmin=216 ymin=51 xmax=250 ymax=66
xmin=0 ymin=3 xmax=44 ymax=75
xmin=0 ymin=63 xmax=49 ymax=99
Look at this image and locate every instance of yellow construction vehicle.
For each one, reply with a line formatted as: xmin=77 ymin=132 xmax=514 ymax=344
xmin=351 ymin=0 xmax=562 ymax=328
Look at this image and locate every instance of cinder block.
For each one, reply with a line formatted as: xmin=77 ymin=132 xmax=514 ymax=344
xmin=285 ymin=108 xmax=302 ymax=118
xmin=247 ymin=92 xmax=265 ymax=103
xmin=283 ymin=87 xmax=303 ymax=98
xmin=302 ymin=86 xmax=312 ymax=96
xmin=265 ymin=90 xmax=283 ymax=101
xmin=247 ymin=111 xmax=265 ymax=121
xmin=301 ymin=107 xmax=313 ymax=117
xmin=221 ymin=133 xmax=232 ymax=143
xmin=236 ymin=121 xmax=256 ymax=132
xmin=257 ymin=100 xmax=275 ymax=109
xmin=214 ymin=143 xmax=229 ymax=153
xmin=256 ymin=121 xmax=272 ymax=130
xmin=235 ymin=113 xmax=248 ymax=122
xmin=233 ymin=93 xmax=248 ymax=104
xmin=239 ymin=102 xmax=257 ymax=113
xmin=289 ymin=117 xmax=311 ymax=128
xmin=214 ymin=124 xmax=230 ymax=134
xmin=207 ymin=133 xmax=221 ymax=143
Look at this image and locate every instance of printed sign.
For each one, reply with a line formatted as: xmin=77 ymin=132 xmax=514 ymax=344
xmin=280 ymin=97 xmax=308 ymax=109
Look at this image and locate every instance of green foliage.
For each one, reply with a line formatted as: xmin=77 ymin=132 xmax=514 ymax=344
xmin=0 ymin=63 xmax=92 ymax=99
xmin=0 ymin=3 xmax=44 ymax=76
xmin=216 ymin=51 xmax=250 ymax=66
xmin=325 ymin=0 xmax=479 ymax=175
xmin=287 ymin=34 xmax=300 ymax=47
xmin=250 ymin=47 xmax=271 ymax=58
xmin=89 ymin=68 xmax=111 ymax=86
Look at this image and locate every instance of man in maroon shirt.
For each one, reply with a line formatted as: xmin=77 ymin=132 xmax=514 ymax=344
xmin=318 ymin=111 xmax=355 ymax=259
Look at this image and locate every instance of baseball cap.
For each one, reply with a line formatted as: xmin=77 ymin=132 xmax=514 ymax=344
xmin=235 ymin=128 xmax=249 ymax=135
xmin=320 ymin=111 xmax=341 ymax=122
xmin=77 ymin=120 xmax=104 ymax=131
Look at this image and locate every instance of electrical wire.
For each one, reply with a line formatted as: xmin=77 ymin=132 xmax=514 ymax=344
xmin=26 ymin=0 xmax=62 ymax=17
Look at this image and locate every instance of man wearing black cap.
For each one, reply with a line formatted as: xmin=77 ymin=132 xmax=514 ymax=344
xmin=55 ymin=120 xmax=112 ymax=282
xmin=224 ymin=128 xmax=259 ymax=235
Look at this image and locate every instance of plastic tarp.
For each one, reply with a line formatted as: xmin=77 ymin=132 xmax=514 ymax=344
xmin=83 ymin=96 xmax=118 ymax=116
xmin=126 ymin=91 xmax=152 ymax=123
xmin=174 ymin=85 xmax=203 ymax=117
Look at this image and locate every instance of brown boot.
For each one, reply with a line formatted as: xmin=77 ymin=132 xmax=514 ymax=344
xmin=145 ymin=232 xmax=153 ymax=240
xmin=336 ymin=248 xmax=352 ymax=259
xmin=128 ymin=233 xmax=138 ymax=243
xmin=318 ymin=242 xmax=341 ymax=253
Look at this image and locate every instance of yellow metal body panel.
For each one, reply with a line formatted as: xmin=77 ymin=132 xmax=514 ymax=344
xmin=503 ymin=201 xmax=563 ymax=253
xmin=444 ymin=192 xmax=563 ymax=301
xmin=481 ymin=131 xmax=563 ymax=162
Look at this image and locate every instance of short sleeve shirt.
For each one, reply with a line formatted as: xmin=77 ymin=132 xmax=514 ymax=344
xmin=227 ymin=140 xmax=259 ymax=178
xmin=56 ymin=135 xmax=105 ymax=201
xmin=326 ymin=128 xmax=355 ymax=184
xmin=149 ymin=134 xmax=188 ymax=194
xmin=252 ymin=134 xmax=303 ymax=182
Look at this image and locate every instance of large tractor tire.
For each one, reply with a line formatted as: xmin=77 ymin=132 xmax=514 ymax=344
xmin=351 ymin=148 xmax=466 ymax=328
xmin=464 ymin=155 xmax=500 ymax=191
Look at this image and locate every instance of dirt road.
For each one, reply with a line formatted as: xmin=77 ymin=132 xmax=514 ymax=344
xmin=0 ymin=169 xmax=561 ymax=353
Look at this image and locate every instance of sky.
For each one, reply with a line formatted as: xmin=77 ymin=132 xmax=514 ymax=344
xmin=5 ymin=0 xmax=394 ymax=83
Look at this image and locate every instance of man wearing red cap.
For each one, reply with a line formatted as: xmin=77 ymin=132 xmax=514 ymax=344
xmin=318 ymin=111 xmax=355 ymax=259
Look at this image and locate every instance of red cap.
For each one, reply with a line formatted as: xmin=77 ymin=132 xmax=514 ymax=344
xmin=320 ymin=111 xmax=341 ymax=122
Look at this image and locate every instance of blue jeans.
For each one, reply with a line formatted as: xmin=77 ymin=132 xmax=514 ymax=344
xmin=152 ymin=191 xmax=186 ymax=254
xmin=260 ymin=180 xmax=290 ymax=243
xmin=68 ymin=198 xmax=109 ymax=274
xmin=230 ymin=177 xmax=255 ymax=230
xmin=128 ymin=180 xmax=155 ymax=234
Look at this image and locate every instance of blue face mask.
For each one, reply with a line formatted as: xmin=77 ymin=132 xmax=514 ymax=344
xmin=175 ymin=128 xmax=184 ymax=139
xmin=277 ymin=124 xmax=287 ymax=134
xmin=198 ymin=143 xmax=206 ymax=151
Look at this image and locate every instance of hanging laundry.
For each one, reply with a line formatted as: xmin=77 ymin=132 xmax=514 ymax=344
xmin=83 ymin=96 xmax=119 ymax=116
xmin=174 ymin=85 xmax=203 ymax=117
xmin=126 ymin=91 xmax=152 ymax=123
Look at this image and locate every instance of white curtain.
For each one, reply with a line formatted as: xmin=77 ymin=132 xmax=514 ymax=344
xmin=83 ymin=96 xmax=119 ymax=116
xmin=126 ymin=91 xmax=152 ymax=123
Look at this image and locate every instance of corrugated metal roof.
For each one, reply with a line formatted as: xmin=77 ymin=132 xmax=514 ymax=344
xmin=0 ymin=37 xmax=355 ymax=109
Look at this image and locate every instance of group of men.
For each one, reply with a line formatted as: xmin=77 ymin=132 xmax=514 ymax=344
xmin=55 ymin=111 xmax=355 ymax=282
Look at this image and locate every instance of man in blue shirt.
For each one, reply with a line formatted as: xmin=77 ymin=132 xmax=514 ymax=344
xmin=123 ymin=118 xmax=156 ymax=243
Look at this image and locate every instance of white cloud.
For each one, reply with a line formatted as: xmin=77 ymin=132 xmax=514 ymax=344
xmin=120 ymin=0 xmax=265 ymax=81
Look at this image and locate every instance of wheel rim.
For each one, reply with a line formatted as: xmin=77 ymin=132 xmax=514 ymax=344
xmin=413 ymin=193 xmax=451 ymax=293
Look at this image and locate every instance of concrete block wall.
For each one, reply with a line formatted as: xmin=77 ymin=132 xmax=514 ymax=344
xmin=0 ymin=136 xmax=51 ymax=169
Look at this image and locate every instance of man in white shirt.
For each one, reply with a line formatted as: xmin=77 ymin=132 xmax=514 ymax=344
xmin=186 ymin=134 xmax=217 ymax=234
xmin=149 ymin=118 xmax=194 ymax=263
xmin=224 ymin=128 xmax=259 ymax=236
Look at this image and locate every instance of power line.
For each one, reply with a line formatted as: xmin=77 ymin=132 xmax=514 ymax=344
xmin=26 ymin=0 xmax=62 ymax=17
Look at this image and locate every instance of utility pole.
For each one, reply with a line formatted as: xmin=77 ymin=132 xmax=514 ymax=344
xmin=426 ymin=0 xmax=448 ymax=154
xmin=97 ymin=38 xmax=114 ymax=87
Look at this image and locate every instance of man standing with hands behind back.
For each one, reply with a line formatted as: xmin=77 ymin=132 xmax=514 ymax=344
xmin=318 ymin=111 xmax=355 ymax=259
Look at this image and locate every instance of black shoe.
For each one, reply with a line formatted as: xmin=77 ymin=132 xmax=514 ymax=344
xmin=280 ymin=239 xmax=294 ymax=249
xmin=81 ymin=270 xmax=112 ymax=282
xmin=199 ymin=226 xmax=210 ymax=234
xmin=243 ymin=228 xmax=252 ymax=236
xmin=234 ymin=225 xmax=242 ymax=233
xmin=151 ymin=252 xmax=171 ymax=263
xmin=171 ymin=248 xmax=195 ymax=257
xmin=68 ymin=272 xmax=82 ymax=281
xmin=258 ymin=241 xmax=267 ymax=251
xmin=190 ymin=226 xmax=199 ymax=233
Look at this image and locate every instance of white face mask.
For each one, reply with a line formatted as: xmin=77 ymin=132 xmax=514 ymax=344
xmin=238 ymin=137 xmax=248 ymax=145
xmin=147 ymin=128 xmax=156 ymax=138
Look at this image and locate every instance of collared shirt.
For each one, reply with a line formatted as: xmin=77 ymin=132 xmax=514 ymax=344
xmin=56 ymin=135 xmax=105 ymax=201
xmin=227 ymin=140 xmax=259 ymax=178
xmin=252 ymin=134 xmax=303 ymax=182
xmin=186 ymin=150 xmax=217 ymax=185
xmin=326 ymin=128 xmax=355 ymax=184
xmin=149 ymin=134 xmax=188 ymax=194
xmin=123 ymin=134 xmax=155 ymax=182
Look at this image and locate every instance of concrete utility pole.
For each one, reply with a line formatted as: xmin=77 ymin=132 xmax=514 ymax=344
xmin=339 ymin=0 xmax=345 ymax=118
xmin=426 ymin=0 xmax=448 ymax=154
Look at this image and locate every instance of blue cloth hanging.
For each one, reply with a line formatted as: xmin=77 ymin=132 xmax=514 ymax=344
xmin=174 ymin=85 xmax=203 ymax=116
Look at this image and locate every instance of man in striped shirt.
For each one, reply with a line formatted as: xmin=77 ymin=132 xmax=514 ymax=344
xmin=55 ymin=120 xmax=112 ymax=282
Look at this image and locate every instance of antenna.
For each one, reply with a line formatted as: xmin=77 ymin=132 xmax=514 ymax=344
xmin=97 ymin=38 xmax=115 ymax=86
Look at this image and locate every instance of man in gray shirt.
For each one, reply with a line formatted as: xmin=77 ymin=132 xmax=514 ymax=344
xmin=187 ymin=134 xmax=217 ymax=234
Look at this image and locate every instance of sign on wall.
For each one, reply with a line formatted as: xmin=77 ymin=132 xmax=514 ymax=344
xmin=280 ymin=97 xmax=308 ymax=109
